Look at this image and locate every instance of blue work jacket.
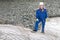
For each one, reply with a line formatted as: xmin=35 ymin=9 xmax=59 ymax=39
xmin=36 ymin=8 xmax=48 ymax=20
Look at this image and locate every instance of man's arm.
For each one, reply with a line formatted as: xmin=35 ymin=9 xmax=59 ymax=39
xmin=36 ymin=10 xmax=39 ymax=21
xmin=45 ymin=10 xmax=48 ymax=19
xmin=45 ymin=9 xmax=49 ymax=21
xmin=36 ymin=10 xmax=38 ymax=18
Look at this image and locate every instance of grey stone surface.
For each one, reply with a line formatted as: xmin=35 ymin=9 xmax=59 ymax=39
xmin=0 ymin=24 xmax=30 ymax=40
xmin=44 ymin=0 xmax=60 ymax=17
xmin=0 ymin=0 xmax=60 ymax=29
xmin=0 ymin=18 xmax=60 ymax=40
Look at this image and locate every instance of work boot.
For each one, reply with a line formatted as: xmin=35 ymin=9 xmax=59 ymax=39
xmin=41 ymin=31 xmax=45 ymax=34
xmin=33 ymin=30 xmax=37 ymax=32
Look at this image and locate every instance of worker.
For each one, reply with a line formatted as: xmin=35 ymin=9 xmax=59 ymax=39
xmin=33 ymin=2 xmax=48 ymax=33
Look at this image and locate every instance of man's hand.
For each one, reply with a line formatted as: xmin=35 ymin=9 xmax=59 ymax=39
xmin=36 ymin=19 xmax=39 ymax=21
xmin=46 ymin=18 xmax=49 ymax=22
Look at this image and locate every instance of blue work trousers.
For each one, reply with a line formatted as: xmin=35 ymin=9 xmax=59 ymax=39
xmin=34 ymin=19 xmax=46 ymax=32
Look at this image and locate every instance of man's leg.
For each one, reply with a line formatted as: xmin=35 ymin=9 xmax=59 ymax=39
xmin=34 ymin=20 xmax=40 ymax=31
xmin=41 ymin=20 xmax=46 ymax=33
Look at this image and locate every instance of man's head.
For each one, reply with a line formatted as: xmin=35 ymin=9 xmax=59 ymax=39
xmin=39 ymin=2 xmax=44 ymax=9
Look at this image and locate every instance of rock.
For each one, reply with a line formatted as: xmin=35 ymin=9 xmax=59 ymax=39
xmin=0 ymin=17 xmax=60 ymax=40
xmin=0 ymin=0 xmax=60 ymax=29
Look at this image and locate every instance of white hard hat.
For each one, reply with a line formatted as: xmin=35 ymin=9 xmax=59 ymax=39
xmin=39 ymin=2 xmax=44 ymax=5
